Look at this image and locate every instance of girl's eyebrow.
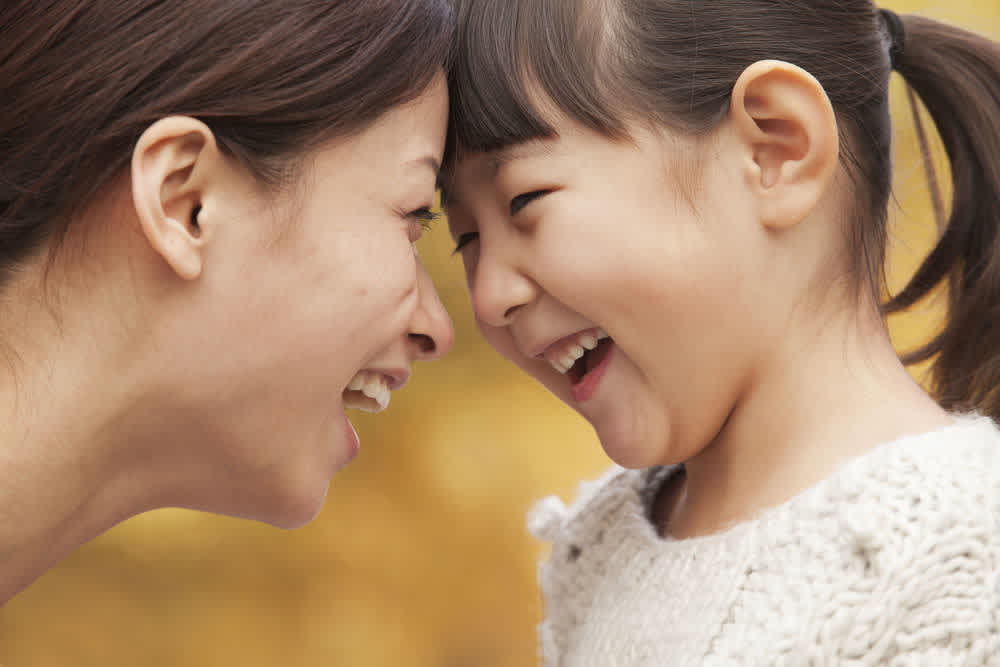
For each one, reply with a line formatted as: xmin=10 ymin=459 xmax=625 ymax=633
xmin=441 ymin=139 xmax=556 ymax=208
xmin=490 ymin=139 xmax=556 ymax=176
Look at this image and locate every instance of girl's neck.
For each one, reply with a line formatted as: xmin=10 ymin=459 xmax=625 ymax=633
xmin=662 ymin=302 xmax=952 ymax=540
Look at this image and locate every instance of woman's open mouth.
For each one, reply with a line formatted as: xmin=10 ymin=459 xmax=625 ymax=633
xmin=341 ymin=370 xmax=393 ymax=414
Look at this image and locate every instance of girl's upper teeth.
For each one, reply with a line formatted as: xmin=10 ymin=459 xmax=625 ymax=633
xmin=579 ymin=334 xmax=598 ymax=351
xmin=547 ymin=328 xmax=611 ymax=375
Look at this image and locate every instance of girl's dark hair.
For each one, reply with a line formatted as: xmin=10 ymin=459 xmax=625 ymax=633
xmin=0 ymin=0 xmax=454 ymax=280
xmin=445 ymin=0 xmax=1000 ymax=420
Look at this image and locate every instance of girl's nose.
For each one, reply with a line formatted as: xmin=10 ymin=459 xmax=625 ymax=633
xmin=470 ymin=250 xmax=537 ymax=328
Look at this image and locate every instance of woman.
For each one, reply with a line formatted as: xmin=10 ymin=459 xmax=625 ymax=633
xmin=0 ymin=0 xmax=454 ymax=604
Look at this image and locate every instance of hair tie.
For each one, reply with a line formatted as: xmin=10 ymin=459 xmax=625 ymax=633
xmin=879 ymin=8 xmax=906 ymax=70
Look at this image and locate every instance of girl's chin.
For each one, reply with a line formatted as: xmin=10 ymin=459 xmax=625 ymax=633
xmin=592 ymin=403 xmax=673 ymax=469
xmin=599 ymin=438 xmax=657 ymax=469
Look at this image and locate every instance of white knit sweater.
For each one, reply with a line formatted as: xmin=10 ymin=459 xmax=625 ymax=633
xmin=528 ymin=416 xmax=1000 ymax=666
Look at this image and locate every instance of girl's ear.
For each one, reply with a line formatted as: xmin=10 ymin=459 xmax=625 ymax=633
xmin=729 ymin=60 xmax=840 ymax=230
xmin=130 ymin=117 xmax=222 ymax=280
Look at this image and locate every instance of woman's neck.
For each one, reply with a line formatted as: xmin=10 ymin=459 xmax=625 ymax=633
xmin=663 ymin=302 xmax=952 ymax=540
xmin=0 ymin=270 xmax=158 ymax=605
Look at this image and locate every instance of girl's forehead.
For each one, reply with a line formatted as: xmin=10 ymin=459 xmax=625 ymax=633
xmin=445 ymin=139 xmax=559 ymax=200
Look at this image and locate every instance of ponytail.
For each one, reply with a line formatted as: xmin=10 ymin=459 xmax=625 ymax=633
xmin=883 ymin=15 xmax=1000 ymax=420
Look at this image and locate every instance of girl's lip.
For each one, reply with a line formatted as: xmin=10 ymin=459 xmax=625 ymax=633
xmin=571 ymin=341 xmax=614 ymax=403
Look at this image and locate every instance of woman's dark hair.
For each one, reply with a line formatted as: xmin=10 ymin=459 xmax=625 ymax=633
xmin=444 ymin=0 xmax=1000 ymax=420
xmin=0 ymin=0 xmax=454 ymax=280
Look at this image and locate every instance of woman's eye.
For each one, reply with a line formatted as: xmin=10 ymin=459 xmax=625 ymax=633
xmin=407 ymin=207 xmax=441 ymax=242
xmin=509 ymin=190 xmax=548 ymax=216
xmin=409 ymin=207 xmax=442 ymax=231
xmin=452 ymin=232 xmax=479 ymax=254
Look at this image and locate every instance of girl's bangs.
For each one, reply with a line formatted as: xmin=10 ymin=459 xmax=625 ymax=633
xmin=446 ymin=0 xmax=556 ymax=161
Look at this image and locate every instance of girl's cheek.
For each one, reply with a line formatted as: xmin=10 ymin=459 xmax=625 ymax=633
xmin=481 ymin=326 xmax=520 ymax=363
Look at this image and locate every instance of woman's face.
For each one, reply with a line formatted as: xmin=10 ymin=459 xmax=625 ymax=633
xmin=162 ymin=75 xmax=453 ymax=527
xmin=445 ymin=114 xmax=770 ymax=470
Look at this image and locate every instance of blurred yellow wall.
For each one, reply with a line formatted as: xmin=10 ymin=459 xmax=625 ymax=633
xmin=2 ymin=2 xmax=997 ymax=665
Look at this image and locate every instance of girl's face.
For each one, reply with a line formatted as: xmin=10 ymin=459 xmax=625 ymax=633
xmin=158 ymin=76 xmax=453 ymax=527
xmin=446 ymin=115 xmax=772 ymax=469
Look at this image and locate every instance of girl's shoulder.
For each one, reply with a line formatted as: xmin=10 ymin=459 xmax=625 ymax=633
xmin=529 ymin=416 xmax=1000 ymax=665
xmin=722 ymin=415 xmax=1000 ymax=663
xmin=527 ymin=464 xmax=653 ymax=548
xmin=529 ymin=414 xmax=1000 ymax=551
xmin=783 ymin=414 xmax=1000 ymax=539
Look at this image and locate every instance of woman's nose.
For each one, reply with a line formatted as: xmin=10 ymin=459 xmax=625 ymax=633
xmin=407 ymin=260 xmax=454 ymax=361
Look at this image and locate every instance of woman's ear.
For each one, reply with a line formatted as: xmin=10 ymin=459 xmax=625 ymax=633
xmin=729 ymin=60 xmax=839 ymax=230
xmin=131 ymin=117 xmax=220 ymax=280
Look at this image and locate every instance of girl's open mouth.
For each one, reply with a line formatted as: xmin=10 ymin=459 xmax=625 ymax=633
xmin=568 ymin=337 xmax=613 ymax=386
xmin=543 ymin=327 xmax=614 ymax=402
xmin=570 ymin=337 xmax=614 ymax=403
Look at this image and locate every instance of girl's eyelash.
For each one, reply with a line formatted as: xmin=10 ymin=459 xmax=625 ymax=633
xmin=452 ymin=232 xmax=479 ymax=255
xmin=450 ymin=189 xmax=547 ymax=255
xmin=510 ymin=190 xmax=549 ymax=216
xmin=409 ymin=207 xmax=442 ymax=231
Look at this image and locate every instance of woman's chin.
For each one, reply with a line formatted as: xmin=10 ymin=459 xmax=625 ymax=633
xmin=246 ymin=452 xmax=340 ymax=530
xmin=255 ymin=479 xmax=331 ymax=530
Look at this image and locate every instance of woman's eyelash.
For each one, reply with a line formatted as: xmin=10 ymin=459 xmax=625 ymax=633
xmin=409 ymin=207 xmax=442 ymax=231
xmin=452 ymin=232 xmax=478 ymax=255
xmin=510 ymin=190 xmax=548 ymax=216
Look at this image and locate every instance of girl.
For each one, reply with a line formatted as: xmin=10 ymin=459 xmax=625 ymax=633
xmin=443 ymin=0 xmax=1000 ymax=663
xmin=0 ymin=0 xmax=453 ymax=605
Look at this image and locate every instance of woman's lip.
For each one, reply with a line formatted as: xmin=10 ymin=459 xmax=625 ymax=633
xmin=346 ymin=368 xmax=411 ymax=393
xmin=342 ymin=414 xmax=360 ymax=462
xmin=364 ymin=369 xmax=410 ymax=391
xmin=571 ymin=341 xmax=614 ymax=403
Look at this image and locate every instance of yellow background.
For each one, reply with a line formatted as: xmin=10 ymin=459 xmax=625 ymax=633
xmin=2 ymin=2 xmax=997 ymax=665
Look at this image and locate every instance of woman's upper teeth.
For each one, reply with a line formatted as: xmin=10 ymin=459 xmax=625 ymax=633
xmin=343 ymin=371 xmax=391 ymax=413
xmin=547 ymin=328 xmax=610 ymax=374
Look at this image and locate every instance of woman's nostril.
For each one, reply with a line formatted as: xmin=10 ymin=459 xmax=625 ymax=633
xmin=408 ymin=332 xmax=436 ymax=355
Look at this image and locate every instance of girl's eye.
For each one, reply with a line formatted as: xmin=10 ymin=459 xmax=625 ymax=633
xmin=452 ymin=232 xmax=479 ymax=255
xmin=509 ymin=190 xmax=548 ymax=216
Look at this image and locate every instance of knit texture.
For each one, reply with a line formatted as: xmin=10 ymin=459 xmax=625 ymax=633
xmin=528 ymin=416 xmax=1000 ymax=666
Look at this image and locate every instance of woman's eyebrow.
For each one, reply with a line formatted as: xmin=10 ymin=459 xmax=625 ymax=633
xmin=408 ymin=155 xmax=441 ymax=179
